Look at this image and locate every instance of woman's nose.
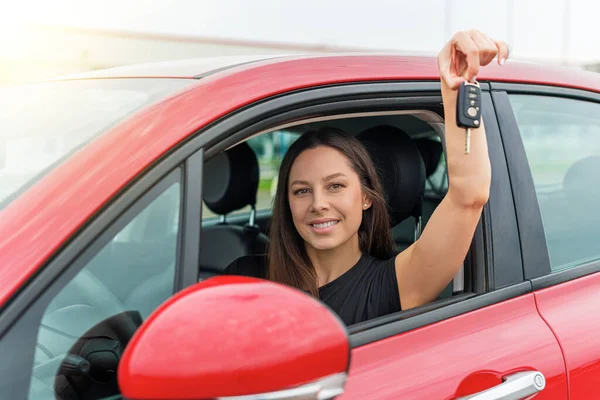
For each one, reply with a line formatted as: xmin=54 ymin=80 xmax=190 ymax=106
xmin=310 ymin=190 xmax=330 ymax=213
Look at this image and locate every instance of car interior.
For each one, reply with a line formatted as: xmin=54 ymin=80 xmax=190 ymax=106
xmin=200 ymin=112 xmax=459 ymax=298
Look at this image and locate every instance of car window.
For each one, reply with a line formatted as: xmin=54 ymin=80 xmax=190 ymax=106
xmin=0 ymin=78 xmax=193 ymax=211
xmin=509 ymin=94 xmax=600 ymax=271
xmin=425 ymin=151 xmax=448 ymax=196
xmin=27 ymin=172 xmax=181 ymax=400
xmin=202 ymin=130 xmax=300 ymax=219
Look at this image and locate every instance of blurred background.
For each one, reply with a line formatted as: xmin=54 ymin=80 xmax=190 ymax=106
xmin=1 ymin=0 xmax=599 ymax=86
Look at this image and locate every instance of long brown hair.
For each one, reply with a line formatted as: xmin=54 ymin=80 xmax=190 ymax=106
xmin=267 ymin=127 xmax=396 ymax=297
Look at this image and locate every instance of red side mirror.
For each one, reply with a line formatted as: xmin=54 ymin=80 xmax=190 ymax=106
xmin=118 ymin=276 xmax=350 ymax=399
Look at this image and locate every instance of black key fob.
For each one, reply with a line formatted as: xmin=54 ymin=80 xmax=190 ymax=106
xmin=456 ymin=81 xmax=481 ymax=129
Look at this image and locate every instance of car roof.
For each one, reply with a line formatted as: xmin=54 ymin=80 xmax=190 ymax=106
xmin=47 ymin=53 xmax=600 ymax=94
xmin=47 ymin=54 xmax=287 ymax=80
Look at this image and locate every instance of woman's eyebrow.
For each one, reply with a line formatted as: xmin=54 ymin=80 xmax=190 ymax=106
xmin=323 ymin=173 xmax=347 ymax=181
xmin=290 ymin=180 xmax=309 ymax=186
xmin=290 ymin=173 xmax=347 ymax=187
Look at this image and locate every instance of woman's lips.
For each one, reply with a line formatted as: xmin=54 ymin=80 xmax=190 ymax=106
xmin=309 ymin=220 xmax=339 ymax=234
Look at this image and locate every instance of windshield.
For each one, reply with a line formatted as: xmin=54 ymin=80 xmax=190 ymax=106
xmin=0 ymin=78 xmax=194 ymax=209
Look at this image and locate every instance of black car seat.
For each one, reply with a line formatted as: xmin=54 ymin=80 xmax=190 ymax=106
xmin=199 ymin=141 xmax=269 ymax=279
xmin=547 ymin=155 xmax=600 ymax=268
xmin=358 ymin=126 xmax=454 ymax=300
xmin=393 ymin=138 xmax=445 ymax=250
xmin=416 ymin=138 xmax=444 ymax=185
xmin=357 ymin=125 xmax=426 ymax=237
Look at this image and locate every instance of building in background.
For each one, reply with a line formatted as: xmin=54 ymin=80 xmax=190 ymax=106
xmin=585 ymin=63 xmax=600 ymax=73
xmin=2 ymin=24 xmax=598 ymax=86
xmin=0 ymin=25 xmax=373 ymax=86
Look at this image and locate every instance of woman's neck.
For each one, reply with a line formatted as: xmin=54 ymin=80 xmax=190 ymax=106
xmin=306 ymin=233 xmax=362 ymax=288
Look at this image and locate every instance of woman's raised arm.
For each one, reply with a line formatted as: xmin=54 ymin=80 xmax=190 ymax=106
xmin=395 ymin=30 xmax=509 ymax=310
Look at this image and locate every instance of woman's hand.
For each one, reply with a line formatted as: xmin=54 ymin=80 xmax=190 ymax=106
xmin=437 ymin=30 xmax=509 ymax=90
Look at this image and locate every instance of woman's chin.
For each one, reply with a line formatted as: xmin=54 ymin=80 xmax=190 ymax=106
xmin=306 ymin=237 xmax=343 ymax=251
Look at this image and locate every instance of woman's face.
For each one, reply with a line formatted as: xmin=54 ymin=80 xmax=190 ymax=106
xmin=287 ymin=146 xmax=370 ymax=252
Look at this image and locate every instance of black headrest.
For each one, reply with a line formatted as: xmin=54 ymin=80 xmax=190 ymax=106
xmin=563 ymin=155 xmax=600 ymax=197
xmin=415 ymin=138 xmax=443 ymax=177
xmin=357 ymin=125 xmax=426 ymax=227
xmin=203 ymin=142 xmax=259 ymax=215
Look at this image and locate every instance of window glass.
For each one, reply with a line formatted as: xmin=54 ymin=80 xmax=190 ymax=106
xmin=202 ymin=130 xmax=300 ymax=219
xmin=509 ymin=94 xmax=600 ymax=271
xmin=0 ymin=79 xmax=193 ymax=210
xmin=425 ymin=151 xmax=448 ymax=196
xmin=28 ymin=174 xmax=181 ymax=400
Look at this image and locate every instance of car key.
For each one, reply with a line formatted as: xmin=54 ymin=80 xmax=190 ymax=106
xmin=456 ymin=81 xmax=481 ymax=154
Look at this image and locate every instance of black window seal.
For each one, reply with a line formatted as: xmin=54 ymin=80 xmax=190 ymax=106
xmin=531 ymin=259 xmax=600 ymax=290
xmin=481 ymin=91 xmax=524 ymax=289
xmin=490 ymin=90 xmax=551 ymax=281
xmin=489 ymin=82 xmax=600 ymax=102
xmin=176 ymin=148 xmax=204 ymax=289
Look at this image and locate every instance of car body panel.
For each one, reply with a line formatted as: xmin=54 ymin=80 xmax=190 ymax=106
xmin=46 ymin=54 xmax=285 ymax=81
xmin=343 ymin=294 xmax=567 ymax=399
xmin=534 ymin=272 xmax=600 ymax=399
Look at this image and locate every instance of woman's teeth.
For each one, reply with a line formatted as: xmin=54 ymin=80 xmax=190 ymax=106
xmin=312 ymin=221 xmax=338 ymax=228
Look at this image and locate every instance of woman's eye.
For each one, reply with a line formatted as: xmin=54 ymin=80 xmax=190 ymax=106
xmin=294 ymin=188 xmax=309 ymax=195
xmin=329 ymin=183 xmax=345 ymax=190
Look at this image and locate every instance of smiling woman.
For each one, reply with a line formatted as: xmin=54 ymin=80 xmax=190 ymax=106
xmin=222 ymin=125 xmax=419 ymax=325
xmin=278 ymin=129 xmax=395 ymax=294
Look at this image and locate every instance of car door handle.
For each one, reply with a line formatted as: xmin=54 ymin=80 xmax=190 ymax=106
xmin=457 ymin=371 xmax=546 ymax=400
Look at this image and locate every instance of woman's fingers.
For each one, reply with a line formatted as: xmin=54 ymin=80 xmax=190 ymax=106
xmin=496 ymin=40 xmax=510 ymax=65
xmin=438 ymin=30 xmax=510 ymax=90
xmin=438 ymin=42 xmax=464 ymax=90
xmin=453 ymin=31 xmax=480 ymax=83
xmin=470 ymin=29 xmax=498 ymax=66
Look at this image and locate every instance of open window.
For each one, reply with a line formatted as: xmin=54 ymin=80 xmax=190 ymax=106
xmin=199 ymin=108 xmax=473 ymax=326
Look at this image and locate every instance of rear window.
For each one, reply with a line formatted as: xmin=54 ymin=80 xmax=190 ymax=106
xmin=0 ymin=78 xmax=194 ymax=209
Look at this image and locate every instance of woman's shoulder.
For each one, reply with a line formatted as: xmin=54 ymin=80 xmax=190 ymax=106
xmin=224 ymin=254 xmax=268 ymax=279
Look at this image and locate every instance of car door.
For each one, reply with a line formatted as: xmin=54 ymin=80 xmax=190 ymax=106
xmin=492 ymin=83 xmax=600 ymax=400
xmin=188 ymin=76 xmax=567 ymax=398
xmin=333 ymin=88 xmax=567 ymax=400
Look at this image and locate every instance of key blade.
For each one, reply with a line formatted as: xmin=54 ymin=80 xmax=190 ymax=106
xmin=465 ymin=128 xmax=471 ymax=155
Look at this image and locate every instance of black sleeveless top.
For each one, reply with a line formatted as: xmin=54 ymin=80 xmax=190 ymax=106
xmin=224 ymin=253 xmax=401 ymax=326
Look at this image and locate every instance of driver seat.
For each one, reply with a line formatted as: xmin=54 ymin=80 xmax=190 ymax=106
xmin=199 ymin=142 xmax=269 ymax=279
xmin=357 ymin=125 xmax=426 ymax=236
xmin=357 ymin=125 xmax=454 ymax=300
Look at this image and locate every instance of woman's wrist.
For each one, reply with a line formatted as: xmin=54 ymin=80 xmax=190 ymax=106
xmin=441 ymin=82 xmax=459 ymax=126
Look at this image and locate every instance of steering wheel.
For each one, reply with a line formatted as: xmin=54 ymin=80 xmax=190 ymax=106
xmin=30 ymin=270 xmax=141 ymax=400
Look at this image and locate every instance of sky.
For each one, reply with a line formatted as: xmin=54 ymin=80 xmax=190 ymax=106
xmin=0 ymin=0 xmax=599 ymax=66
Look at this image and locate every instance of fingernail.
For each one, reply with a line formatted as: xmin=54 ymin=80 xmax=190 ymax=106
xmin=500 ymin=58 xmax=506 ymax=65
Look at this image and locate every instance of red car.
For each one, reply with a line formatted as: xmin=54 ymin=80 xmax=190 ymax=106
xmin=0 ymin=54 xmax=599 ymax=400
